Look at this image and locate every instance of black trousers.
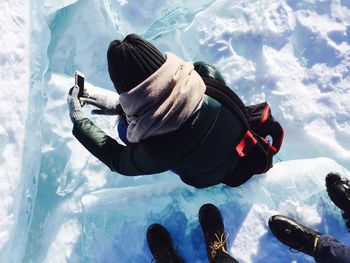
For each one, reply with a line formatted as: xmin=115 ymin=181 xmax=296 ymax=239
xmin=314 ymin=235 xmax=350 ymax=263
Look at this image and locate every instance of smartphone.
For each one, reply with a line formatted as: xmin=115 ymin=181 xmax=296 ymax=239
xmin=75 ymin=71 xmax=85 ymax=98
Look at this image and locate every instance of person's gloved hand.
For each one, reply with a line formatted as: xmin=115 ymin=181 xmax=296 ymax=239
xmin=80 ymin=92 xmax=122 ymax=115
xmin=67 ymin=85 xmax=85 ymax=123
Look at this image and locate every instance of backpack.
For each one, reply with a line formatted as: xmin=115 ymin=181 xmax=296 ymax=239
xmin=194 ymin=62 xmax=284 ymax=186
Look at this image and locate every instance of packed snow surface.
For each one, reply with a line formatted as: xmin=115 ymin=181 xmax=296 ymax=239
xmin=0 ymin=0 xmax=350 ymax=262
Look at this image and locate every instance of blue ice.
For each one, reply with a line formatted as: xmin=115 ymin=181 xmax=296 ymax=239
xmin=7 ymin=0 xmax=350 ymax=262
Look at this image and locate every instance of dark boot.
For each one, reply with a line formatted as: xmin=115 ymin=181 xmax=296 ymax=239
xmin=146 ymin=224 xmax=185 ymax=263
xmin=325 ymin=172 xmax=350 ymax=230
xmin=199 ymin=203 xmax=229 ymax=263
xmin=268 ymin=215 xmax=321 ymax=257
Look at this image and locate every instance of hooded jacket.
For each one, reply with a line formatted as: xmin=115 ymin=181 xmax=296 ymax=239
xmin=72 ymin=63 xmax=245 ymax=188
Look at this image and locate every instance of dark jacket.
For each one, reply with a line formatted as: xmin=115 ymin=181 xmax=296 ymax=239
xmin=72 ymin=64 xmax=246 ymax=188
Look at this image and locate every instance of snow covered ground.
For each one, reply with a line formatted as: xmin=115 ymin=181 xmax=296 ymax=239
xmin=1 ymin=0 xmax=350 ymax=262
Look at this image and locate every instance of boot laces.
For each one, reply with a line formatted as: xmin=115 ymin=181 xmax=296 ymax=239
xmin=209 ymin=232 xmax=228 ymax=259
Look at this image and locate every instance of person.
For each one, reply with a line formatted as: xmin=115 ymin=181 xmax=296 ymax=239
xmin=67 ymin=33 xmax=250 ymax=189
xmin=269 ymin=172 xmax=350 ymax=263
xmin=146 ymin=203 xmax=239 ymax=263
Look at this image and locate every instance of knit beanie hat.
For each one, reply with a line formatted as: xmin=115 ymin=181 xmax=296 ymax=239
xmin=107 ymin=34 xmax=166 ymax=93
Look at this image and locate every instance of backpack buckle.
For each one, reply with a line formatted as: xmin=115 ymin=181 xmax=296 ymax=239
xmin=236 ymin=130 xmax=257 ymax=157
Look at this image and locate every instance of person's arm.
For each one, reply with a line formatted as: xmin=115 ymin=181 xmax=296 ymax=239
xmin=73 ymin=118 xmax=122 ymax=170
xmin=68 ymin=85 xmax=143 ymax=175
xmin=72 ymin=118 xmax=144 ymax=175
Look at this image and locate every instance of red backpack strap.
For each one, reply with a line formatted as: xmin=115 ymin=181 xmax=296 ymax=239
xmin=235 ymin=130 xmax=258 ymax=157
xmin=246 ymin=102 xmax=284 ymax=154
xmin=203 ymin=77 xmax=259 ymax=157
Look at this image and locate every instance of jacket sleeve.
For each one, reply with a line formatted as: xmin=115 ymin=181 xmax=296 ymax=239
xmin=72 ymin=118 xmax=144 ymax=175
